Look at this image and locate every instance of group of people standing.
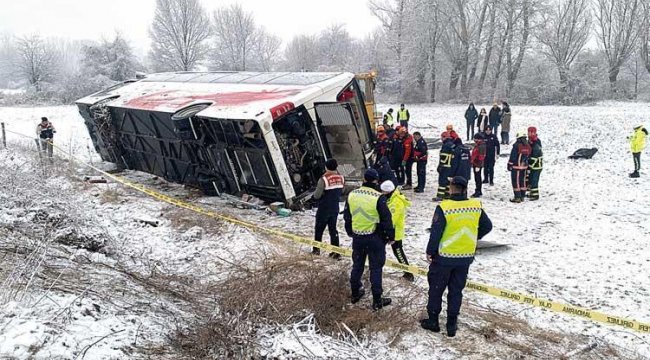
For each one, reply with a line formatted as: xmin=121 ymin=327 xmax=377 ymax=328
xmin=464 ymin=102 xmax=511 ymax=145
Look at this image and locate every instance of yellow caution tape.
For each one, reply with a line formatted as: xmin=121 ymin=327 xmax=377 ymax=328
xmin=5 ymin=128 xmax=650 ymax=334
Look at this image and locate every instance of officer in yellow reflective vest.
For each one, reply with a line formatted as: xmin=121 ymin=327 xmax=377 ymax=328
xmin=344 ymin=169 xmax=395 ymax=310
xmin=398 ymin=104 xmax=410 ymax=129
xmin=421 ymin=176 xmax=493 ymax=337
xmin=383 ymin=108 xmax=395 ymax=128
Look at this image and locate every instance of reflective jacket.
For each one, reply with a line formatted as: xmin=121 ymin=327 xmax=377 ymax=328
xmin=347 ymin=186 xmax=381 ymax=235
xmin=437 ymin=140 xmax=454 ymax=174
xmin=630 ymin=126 xmax=648 ymax=153
xmin=529 ymin=138 xmax=543 ymax=170
xmin=398 ymin=109 xmax=410 ymax=121
xmin=438 ymin=199 xmax=483 ymax=259
xmin=384 ymin=113 xmax=395 ymax=127
xmin=387 ymin=189 xmax=411 ymax=241
xmin=314 ymin=171 xmax=344 ymax=218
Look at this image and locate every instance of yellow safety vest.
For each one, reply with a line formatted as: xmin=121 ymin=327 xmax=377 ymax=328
xmin=385 ymin=113 xmax=394 ymax=126
xmin=438 ymin=199 xmax=482 ymax=258
xmin=387 ymin=189 xmax=411 ymax=241
xmin=630 ymin=127 xmax=647 ymax=153
xmin=348 ymin=186 xmax=381 ymax=235
xmin=398 ymin=109 xmax=408 ymax=121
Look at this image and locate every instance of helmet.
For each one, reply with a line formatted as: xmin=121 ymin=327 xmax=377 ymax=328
xmin=376 ymin=125 xmax=385 ymax=132
xmin=446 ymin=124 xmax=453 ymax=131
xmin=516 ymin=132 xmax=527 ymax=139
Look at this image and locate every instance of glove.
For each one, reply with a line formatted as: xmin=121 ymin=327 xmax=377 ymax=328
xmin=401 ymin=161 xmax=406 ymax=166
xmin=507 ymin=164 xmax=513 ymax=171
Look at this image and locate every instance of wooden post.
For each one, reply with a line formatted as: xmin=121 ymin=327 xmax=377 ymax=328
xmin=1 ymin=122 xmax=5 ymax=148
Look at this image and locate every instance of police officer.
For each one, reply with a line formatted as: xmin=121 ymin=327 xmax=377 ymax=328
xmin=508 ymin=132 xmax=532 ymax=203
xmin=413 ymin=131 xmax=428 ymax=193
xmin=344 ymin=169 xmax=395 ymax=310
xmin=421 ymin=176 xmax=493 ymax=337
xmin=397 ymin=103 xmax=410 ymax=129
xmin=383 ymin=108 xmax=395 ymax=128
xmin=36 ymin=117 xmax=56 ymax=158
xmin=527 ymin=127 xmax=543 ymax=200
xmin=313 ymin=159 xmax=345 ymax=258
xmin=434 ymin=136 xmax=454 ymax=201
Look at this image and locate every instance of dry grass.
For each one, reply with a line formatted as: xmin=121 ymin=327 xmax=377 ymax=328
xmin=99 ymin=189 xmax=121 ymax=204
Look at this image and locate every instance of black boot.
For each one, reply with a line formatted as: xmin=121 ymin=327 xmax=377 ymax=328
xmin=328 ymin=252 xmax=341 ymax=260
xmin=630 ymin=171 xmax=640 ymax=178
xmin=446 ymin=316 xmax=458 ymax=337
xmin=420 ymin=315 xmax=440 ymax=332
xmin=351 ymin=288 xmax=365 ymax=304
xmin=311 ymin=248 xmax=320 ymax=255
xmin=402 ymin=272 xmax=415 ymax=282
xmin=372 ymin=297 xmax=392 ymax=310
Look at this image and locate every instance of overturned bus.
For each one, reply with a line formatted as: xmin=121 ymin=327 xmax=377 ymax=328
xmin=76 ymin=72 xmax=376 ymax=206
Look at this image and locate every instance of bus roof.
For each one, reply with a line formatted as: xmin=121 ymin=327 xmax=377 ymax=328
xmin=76 ymin=71 xmax=354 ymax=119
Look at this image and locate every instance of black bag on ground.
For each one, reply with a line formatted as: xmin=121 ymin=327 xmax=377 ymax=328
xmin=568 ymin=148 xmax=598 ymax=159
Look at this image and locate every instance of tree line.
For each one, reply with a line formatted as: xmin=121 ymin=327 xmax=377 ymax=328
xmin=1 ymin=0 xmax=650 ymax=105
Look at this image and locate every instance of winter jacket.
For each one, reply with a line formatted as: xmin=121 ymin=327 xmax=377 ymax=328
xmin=374 ymin=156 xmax=398 ymax=186
xmin=390 ymin=134 xmax=405 ymax=167
xmin=488 ymin=106 xmax=501 ymax=127
xmin=403 ymin=134 xmax=414 ymax=161
xmin=630 ymin=126 xmax=648 ymax=153
xmin=387 ymin=189 xmax=411 ymax=241
xmin=529 ymin=138 xmax=543 ymax=170
xmin=414 ymin=137 xmax=428 ymax=162
xmin=471 ymin=142 xmax=487 ymax=168
xmin=501 ymin=112 xmax=512 ymax=132
xmin=452 ymin=144 xmax=472 ymax=180
xmin=508 ymin=139 xmax=532 ymax=171
xmin=477 ymin=114 xmax=489 ymax=130
xmin=484 ymin=133 xmax=500 ymax=161
xmin=375 ymin=132 xmax=391 ymax=157
xmin=397 ymin=109 xmax=410 ymax=121
xmin=441 ymin=130 xmax=459 ymax=140
xmin=465 ymin=105 xmax=478 ymax=124
xmin=314 ymin=171 xmax=344 ymax=219
xmin=36 ymin=121 xmax=56 ymax=139
xmin=437 ymin=140 xmax=455 ymax=174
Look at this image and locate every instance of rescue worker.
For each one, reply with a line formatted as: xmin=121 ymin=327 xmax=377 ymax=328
xmin=344 ymin=169 xmax=394 ymax=310
xmin=397 ymin=103 xmax=410 ymax=129
xmin=488 ymin=103 xmax=501 ymax=142
xmin=464 ymin=103 xmax=478 ymax=141
xmin=451 ymin=138 xmax=471 ymax=182
xmin=402 ymin=127 xmax=415 ymax=190
xmin=413 ymin=131 xmax=428 ymax=193
xmin=374 ymin=155 xmax=399 ymax=186
xmin=434 ymin=136 xmax=455 ymax=201
xmin=629 ymin=125 xmax=648 ymax=178
xmin=36 ymin=117 xmax=56 ymax=158
xmin=421 ymin=176 xmax=493 ymax=337
xmin=383 ymin=108 xmax=395 ymax=128
xmin=390 ymin=126 xmax=406 ymax=185
xmin=470 ymin=133 xmax=486 ymax=198
xmin=482 ymin=127 xmax=500 ymax=186
xmin=527 ymin=127 xmax=543 ymax=200
xmin=312 ymin=159 xmax=345 ymax=257
xmin=508 ymin=132 xmax=532 ymax=203
xmin=441 ymin=124 xmax=459 ymax=141
xmin=381 ymin=180 xmax=415 ymax=282
xmin=374 ymin=125 xmax=391 ymax=161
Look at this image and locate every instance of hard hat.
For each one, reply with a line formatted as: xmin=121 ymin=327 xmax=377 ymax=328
xmin=376 ymin=125 xmax=385 ymax=132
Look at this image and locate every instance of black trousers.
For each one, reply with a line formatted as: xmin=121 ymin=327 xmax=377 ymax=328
xmin=466 ymin=120 xmax=475 ymax=140
xmin=501 ymin=131 xmax=509 ymax=144
xmin=405 ymin=159 xmax=414 ymax=186
xmin=350 ymin=235 xmax=386 ymax=301
xmin=416 ymin=161 xmax=427 ymax=191
xmin=395 ymin=164 xmax=405 ymax=185
xmin=314 ymin=214 xmax=339 ymax=252
xmin=399 ymin=120 xmax=409 ymax=129
xmin=634 ymin=152 xmax=641 ymax=171
xmin=473 ymin=167 xmax=483 ymax=195
xmin=427 ymin=263 xmax=470 ymax=318
xmin=528 ymin=169 xmax=541 ymax=199
xmin=483 ymin=160 xmax=495 ymax=184
xmin=391 ymin=240 xmax=410 ymax=270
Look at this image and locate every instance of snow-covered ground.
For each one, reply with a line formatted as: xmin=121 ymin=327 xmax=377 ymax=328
xmin=1 ymin=102 xmax=649 ymax=359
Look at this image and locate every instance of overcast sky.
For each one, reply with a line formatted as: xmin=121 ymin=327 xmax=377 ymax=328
xmin=0 ymin=0 xmax=381 ymax=50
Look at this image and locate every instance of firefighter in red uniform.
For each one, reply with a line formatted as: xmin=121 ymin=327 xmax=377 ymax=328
xmin=313 ymin=159 xmax=345 ymax=258
xmin=508 ymin=133 xmax=532 ymax=203
xmin=402 ymin=128 xmax=415 ymax=190
xmin=374 ymin=125 xmax=391 ymax=162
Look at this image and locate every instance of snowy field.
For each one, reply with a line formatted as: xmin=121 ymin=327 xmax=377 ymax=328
xmin=1 ymin=102 xmax=649 ymax=359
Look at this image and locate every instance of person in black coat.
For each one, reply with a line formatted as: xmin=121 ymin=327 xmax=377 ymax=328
xmin=413 ymin=132 xmax=428 ymax=193
xmin=477 ymin=108 xmax=489 ymax=132
xmin=482 ymin=127 xmax=500 ymax=185
xmin=312 ymin=159 xmax=345 ymax=257
xmin=434 ymin=137 xmax=455 ymax=201
xmin=451 ymin=138 xmax=471 ymax=181
xmin=390 ymin=130 xmax=406 ymax=185
xmin=464 ymin=103 xmax=478 ymax=141
xmin=488 ymin=103 xmax=502 ymax=142
xmin=374 ymin=155 xmax=399 ymax=187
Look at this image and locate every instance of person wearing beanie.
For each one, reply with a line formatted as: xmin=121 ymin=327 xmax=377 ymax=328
xmin=398 ymin=103 xmax=410 ymax=129
xmin=629 ymin=125 xmax=648 ymax=178
xmin=312 ymin=158 xmax=345 ymax=257
xmin=36 ymin=116 xmax=56 ymax=158
xmin=526 ymin=127 xmax=543 ymax=200
xmin=421 ymin=175 xmax=493 ymax=337
xmin=508 ymin=132 xmax=532 ymax=203
xmin=470 ymin=133 xmax=487 ymax=198
xmin=344 ymin=168 xmax=395 ymax=310
xmin=380 ymin=180 xmax=415 ymax=282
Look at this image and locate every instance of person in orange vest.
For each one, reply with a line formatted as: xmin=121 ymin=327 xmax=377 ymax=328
xmin=312 ymin=159 xmax=345 ymax=258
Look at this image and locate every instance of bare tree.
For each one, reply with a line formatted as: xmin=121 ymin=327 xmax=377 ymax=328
xmin=504 ymin=0 xmax=534 ymax=98
xmin=369 ymin=0 xmax=409 ymax=97
xmin=283 ymin=35 xmax=319 ymax=72
xmin=640 ymin=0 xmax=650 ymax=76
xmin=149 ymin=0 xmax=211 ymax=72
xmin=211 ymin=4 xmax=256 ymax=71
xmin=538 ymin=0 xmax=591 ymax=97
xmin=252 ymin=30 xmax=282 ymax=72
xmin=595 ymin=0 xmax=643 ymax=93
xmin=317 ymin=24 xmax=354 ymax=71
xmin=14 ymin=35 xmax=59 ymax=91
xmin=416 ymin=0 xmax=443 ymax=102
